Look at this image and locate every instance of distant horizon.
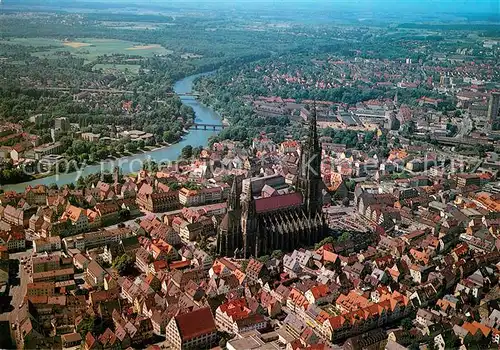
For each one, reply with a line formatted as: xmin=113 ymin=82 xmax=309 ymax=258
xmin=3 ymin=0 xmax=499 ymax=17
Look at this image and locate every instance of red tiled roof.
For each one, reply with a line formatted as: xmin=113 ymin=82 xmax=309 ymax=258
xmin=310 ymin=284 xmax=329 ymax=299
xmin=169 ymin=260 xmax=191 ymax=270
xmin=255 ymin=192 xmax=302 ymax=213
xmin=219 ymin=298 xmax=251 ymax=320
xmin=246 ymin=258 xmax=264 ymax=275
xmin=85 ymin=333 xmax=97 ymax=349
xmin=327 ymin=315 xmax=345 ymax=330
xmin=175 ymin=307 xmax=216 ymax=342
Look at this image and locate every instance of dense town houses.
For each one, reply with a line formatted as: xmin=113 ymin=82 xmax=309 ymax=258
xmin=165 ymin=307 xmax=218 ymax=350
xmin=136 ymin=183 xmax=180 ymax=212
xmin=2 ymin=126 xmax=500 ymax=349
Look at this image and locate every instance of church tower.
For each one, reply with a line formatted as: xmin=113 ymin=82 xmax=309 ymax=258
xmin=241 ymin=192 xmax=257 ymax=259
xmin=216 ymin=176 xmax=242 ymax=257
xmin=228 ymin=176 xmax=241 ymax=211
xmin=297 ymin=104 xmax=323 ymax=216
xmin=201 ymin=152 xmax=213 ymax=180
xmin=112 ymin=166 xmax=120 ymax=185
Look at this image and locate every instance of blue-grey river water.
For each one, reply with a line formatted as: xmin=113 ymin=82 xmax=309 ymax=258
xmin=3 ymin=73 xmax=221 ymax=192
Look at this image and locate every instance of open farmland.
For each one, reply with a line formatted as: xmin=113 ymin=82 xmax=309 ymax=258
xmin=0 ymin=38 xmax=172 ymax=62
xmin=92 ymin=63 xmax=141 ymax=75
xmin=62 ymin=41 xmax=92 ymax=48
xmin=102 ymin=21 xmax=175 ymax=30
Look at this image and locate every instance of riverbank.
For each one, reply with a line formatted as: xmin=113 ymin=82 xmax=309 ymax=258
xmin=2 ymin=72 xmax=223 ymax=193
xmin=0 ymin=142 xmax=180 ymax=186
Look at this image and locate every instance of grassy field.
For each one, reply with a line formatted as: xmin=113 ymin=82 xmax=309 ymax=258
xmin=0 ymin=37 xmax=63 ymax=47
xmin=0 ymin=37 xmax=172 ymax=61
xmin=102 ymin=21 xmax=174 ymax=30
xmin=92 ymin=63 xmax=141 ymax=74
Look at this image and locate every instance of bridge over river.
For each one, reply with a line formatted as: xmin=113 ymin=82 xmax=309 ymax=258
xmin=190 ymin=123 xmax=227 ymax=131
xmin=2 ymin=72 xmax=221 ymax=192
xmin=166 ymin=92 xmax=200 ymax=97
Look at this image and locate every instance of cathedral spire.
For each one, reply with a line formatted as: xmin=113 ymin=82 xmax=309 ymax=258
xmin=308 ymin=101 xmax=320 ymax=154
xmin=297 ymin=102 xmax=323 ymax=216
xmin=228 ymin=175 xmax=241 ymax=211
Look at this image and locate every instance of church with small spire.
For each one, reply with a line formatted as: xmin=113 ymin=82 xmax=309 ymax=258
xmin=216 ymin=106 xmax=327 ymax=258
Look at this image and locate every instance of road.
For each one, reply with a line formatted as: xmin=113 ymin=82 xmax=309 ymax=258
xmin=11 ymin=259 xmax=29 ymax=310
xmin=32 ymin=86 xmax=134 ymax=94
xmin=455 ymin=114 xmax=473 ymax=138
xmin=103 ymin=208 xmax=184 ymax=231
xmin=9 ymin=249 xmax=33 ymax=261
xmin=0 ymin=249 xmax=32 ymax=322
xmin=9 ymin=250 xmax=32 ymax=310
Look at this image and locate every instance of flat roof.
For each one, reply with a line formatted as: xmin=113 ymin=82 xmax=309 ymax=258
xmin=227 ymin=336 xmax=264 ymax=350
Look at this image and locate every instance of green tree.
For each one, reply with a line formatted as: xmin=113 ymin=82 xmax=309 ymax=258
xmin=271 ymin=250 xmax=284 ymax=259
xmin=115 ymin=143 xmax=125 ymax=154
xmin=314 ymin=236 xmax=335 ymax=250
xmin=143 ymin=159 xmax=159 ymax=172
xmin=240 ymin=260 xmax=248 ymax=272
xmin=126 ymin=142 xmax=137 ymax=153
xmin=77 ymin=315 xmax=95 ymax=338
xmin=258 ymin=255 xmax=270 ymax=264
xmin=338 ymin=231 xmax=351 ymax=242
xmin=402 ymin=318 xmax=413 ymax=331
xmin=113 ymin=254 xmax=135 ymax=276
xmin=181 ymin=145 xmax=193 ymax=159
xmin=163 ymin=130 xmax=176 ymax=143
xmin=119 ymin=209 xmax=130 ymax=219
xmin=345 ymin=179 xmax=356 ymax=192
xmin=192 ymin=146 xmax=204 ymax=158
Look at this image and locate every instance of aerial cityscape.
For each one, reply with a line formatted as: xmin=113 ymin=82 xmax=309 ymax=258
xmin=0 ymin=0 xmax=499 ymax=349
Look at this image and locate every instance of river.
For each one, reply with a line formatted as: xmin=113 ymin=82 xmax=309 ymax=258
xmin=2 ymin=73 xmax=221 ymax=193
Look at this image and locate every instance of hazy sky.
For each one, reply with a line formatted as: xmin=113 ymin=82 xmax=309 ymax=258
xmin=103 ymin=0 xmax=499 ymax=14
xmin=6 ymin=0 xmax=500 ymax=16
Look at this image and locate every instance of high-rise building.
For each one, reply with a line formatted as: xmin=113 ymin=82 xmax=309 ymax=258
xmin=488 ymin=92 xmax=500 ymax=130
xmin=54 ymin=117 xmax=70 ymax=132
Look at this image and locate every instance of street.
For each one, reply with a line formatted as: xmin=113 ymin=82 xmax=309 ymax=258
xmin=103 ymin=207 xmax=184 ymax=231
xmin=454 ymin=114 xmax=473 ymax=139
xmin=10 ymin=259 xmax=29 ymax=310
xmin=0 ymin=249 xmax=32 ymax=322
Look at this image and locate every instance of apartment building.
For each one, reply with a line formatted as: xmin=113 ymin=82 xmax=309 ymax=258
xmin=0 ymin=230 xmax=25 ymax=251
xmin=61 ymin=205 xmax=89 ymax=233
xmin=62 ymin=227 xmax=132 ymax=251
xmin=33 ymin=236 xmax=61 ymax=253
xmin=32 ymin=268 xmax=74 ymax=283
xmin=32 ymin=254 xmax=60 ymax=273
xmin=86 ymin=260 xmax=106 ymax=287
xmin=136 ymin=183 xmax=179 ymax=212
xmin=165 ymin=307 xmax=217 ymax=350
xmin=179 ymin=187 xmax=223 ymax=207
xmin=455 ymin=173 xmax=481 ymax=189
xmin=215 ymin=298 xmax=267 ymax=335
xmin=25 ymin=185 xmax=48 ymax=206
xmin=26 ymin=282 xmax=55 ymax=297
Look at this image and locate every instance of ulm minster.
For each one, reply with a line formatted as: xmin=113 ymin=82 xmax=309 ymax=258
xmin=217 ymin=108 xmax=327 ymax=258
xmin=0 ymin=1 xmax=499 ymax=350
